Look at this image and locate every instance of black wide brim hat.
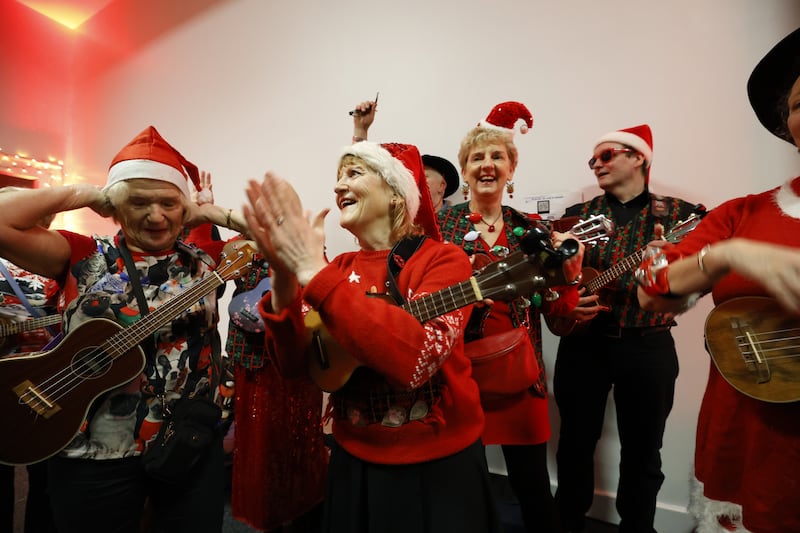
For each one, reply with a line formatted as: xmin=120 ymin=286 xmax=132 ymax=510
xmin=421 ymin=154 xmax=460 ymax=198
xmin=747 ymin=27 xmax=800 ymax=144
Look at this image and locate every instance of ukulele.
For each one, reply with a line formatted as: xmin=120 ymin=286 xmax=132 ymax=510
xmin=705 ymin=296 xmax=800 ymax=403
xmin=307 ymin=217 xmax=615 ymax=392
xmin=228 ymin=276 xmax=271 ymax=333
xmin=545 ymin=212 xmax=705 ymax=337
xmin=0 ymin=314 xmax=62 ymax=355
xmin=0 ymin=240 xmax=256 ymax=466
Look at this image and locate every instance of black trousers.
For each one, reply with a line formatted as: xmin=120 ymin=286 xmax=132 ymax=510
xmin=47 ymin=435 xmax=225 ymax=533
xmin=501 ymin=442 xmax=562 ymax=533
xmin=0 ymin=461 xmax=56 ymax=533
xmin=553 ymin=329 xmax=678 ymax=533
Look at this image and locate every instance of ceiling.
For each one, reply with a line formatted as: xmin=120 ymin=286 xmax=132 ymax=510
xmin=15 ymin=0 xmax=118 ymax=29
xmin=5 ymin=0 xmax=228 ymax=77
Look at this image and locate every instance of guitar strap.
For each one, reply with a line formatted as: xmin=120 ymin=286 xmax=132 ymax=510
xmin=117 ymin=236 xmax=221 ymax=405
xmin=385 ymin=235 xmax=427 ymax=305
xmin=117 ymin=236 xmax=158 ymax=361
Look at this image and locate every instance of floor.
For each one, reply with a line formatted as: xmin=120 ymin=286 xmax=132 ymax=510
xmin=12 ymin=468 xmax=619 ymax=532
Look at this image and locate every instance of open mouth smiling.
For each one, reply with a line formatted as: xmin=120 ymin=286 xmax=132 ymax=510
xmin=338 ymin=198 xmax=356 ymax=210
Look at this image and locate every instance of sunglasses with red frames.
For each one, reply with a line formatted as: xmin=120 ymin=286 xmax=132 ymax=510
xmin=588 ymin=148 xmax=633 ymax=169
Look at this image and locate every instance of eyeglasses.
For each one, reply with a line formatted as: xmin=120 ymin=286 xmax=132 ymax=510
xmin=588 ymin=148 xmax=633 ymax=169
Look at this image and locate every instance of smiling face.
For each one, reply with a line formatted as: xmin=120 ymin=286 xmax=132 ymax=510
xmin=462 ymin=141 xmax=516 ymax=202
xmin=335 ymin=156 xmax=396 ymax=248
xmin=590 ymin=142 xmax=646 ymax=196
xmin=111 ymin=179 xmax=186 ymax=253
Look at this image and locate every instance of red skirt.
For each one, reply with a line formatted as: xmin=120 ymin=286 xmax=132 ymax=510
xmin=231 ymin=364 xmax=329 ymax=531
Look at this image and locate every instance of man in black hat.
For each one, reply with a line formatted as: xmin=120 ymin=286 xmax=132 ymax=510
xmin=421 ymin=154 xmax=460 ymax=212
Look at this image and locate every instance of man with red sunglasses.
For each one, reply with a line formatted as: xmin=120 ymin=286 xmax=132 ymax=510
xmin=550 ymin=124 xmax=699 ymax=533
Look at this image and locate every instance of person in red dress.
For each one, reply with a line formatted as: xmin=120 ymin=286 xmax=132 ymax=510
xmin=438 ymin=101 xmax=583 ymax=533
xmin=637 ymin=26 xmax=800 ymax=533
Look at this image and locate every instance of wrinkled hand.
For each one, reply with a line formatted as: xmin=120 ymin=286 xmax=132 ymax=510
xmin=85 ymin=185 xmax=115 ymax=218
xmin=724 ymin=239 xmax=800 ymax=314
xmin=244 ymin=172 xmax=329 ymax=286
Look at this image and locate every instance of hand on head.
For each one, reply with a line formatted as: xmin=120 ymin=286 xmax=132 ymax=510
xmin=87 ymin=185 xmax=115 ymax=219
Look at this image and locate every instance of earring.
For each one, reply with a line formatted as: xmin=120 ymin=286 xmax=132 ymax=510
xmin=461 ymin=182 xmax=470 ymax=200
xmin=506 ymin=181 xmax=514 ymax=198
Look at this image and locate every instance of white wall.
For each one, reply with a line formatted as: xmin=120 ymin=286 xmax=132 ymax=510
xmin=64 ymin=1 xmax=800 ymax=530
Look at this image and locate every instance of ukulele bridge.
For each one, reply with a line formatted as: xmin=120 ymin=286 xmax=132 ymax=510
xmin=731 ymin=317 xmax=771 ymax=384
xmin=13 ymin=380 xmax=62 ymax=418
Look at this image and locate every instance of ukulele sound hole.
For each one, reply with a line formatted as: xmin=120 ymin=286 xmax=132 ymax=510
xmin=71 ymin=347 xmax=113 ymax=379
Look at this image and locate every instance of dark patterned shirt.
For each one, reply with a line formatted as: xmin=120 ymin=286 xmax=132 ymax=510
xmin=565 ymin=191 xmax=698 ymax=328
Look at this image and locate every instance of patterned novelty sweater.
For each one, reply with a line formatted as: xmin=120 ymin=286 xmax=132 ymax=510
xmin=672 ymin=177 xmax=800 ymax=533
xmin=55 ymin=230 xmax=226 ymax=460
xmin=260 ymin=237 xmax=485 ymax=465
xmin=565 ymin=191 xmax=697 ymax=328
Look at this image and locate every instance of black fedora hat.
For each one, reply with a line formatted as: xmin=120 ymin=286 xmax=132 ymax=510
xmin=747 ymin=27 xmax=800 ymax=144
xmin=421 ymin=154 xmax=460 ymax=198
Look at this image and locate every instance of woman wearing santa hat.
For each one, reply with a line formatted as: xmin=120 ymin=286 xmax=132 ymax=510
xmin=438 ymin=101 xmax=583 ymax=533
xmin=0 ymin=126 xmax=247 ymax=532
xmin=637 ymin=26 xmax=800 ymax=533
xmin=244 ymin=142 xmax=506 ymax=532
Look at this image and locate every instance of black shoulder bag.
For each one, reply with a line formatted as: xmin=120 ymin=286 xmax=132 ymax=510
xmin=117 ymin=237 xmax=222 ymax=485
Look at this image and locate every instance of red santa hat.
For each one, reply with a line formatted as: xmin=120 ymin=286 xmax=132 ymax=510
xmin=479 ymin=101 xmax=534 ymax=134
xmin=594 ymin=124 xmax=654 ymax=169
xmin=339 ymin=142 xmax=441 ymax=240
xmin=106 ymin=126 xmax=200 ymax=197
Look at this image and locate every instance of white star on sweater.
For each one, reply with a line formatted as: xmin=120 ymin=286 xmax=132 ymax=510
xmin=348 ymin=270 xmax=361 ymax=283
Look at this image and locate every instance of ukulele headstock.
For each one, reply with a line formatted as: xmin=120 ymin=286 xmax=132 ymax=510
xmin=218 ymin=240 xmax=258 ymax=281
xmin=566 ymin=214 xmax=615 ymax=247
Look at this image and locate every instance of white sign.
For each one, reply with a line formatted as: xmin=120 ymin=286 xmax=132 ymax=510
xmin=523 ymin=191 xmax=584 ymax=220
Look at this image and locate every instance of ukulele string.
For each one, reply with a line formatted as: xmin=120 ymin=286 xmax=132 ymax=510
xmin=735 ymin=327 xmax=800 ymax=361
xmin=17 ymin=256 xmax=248 ymax=414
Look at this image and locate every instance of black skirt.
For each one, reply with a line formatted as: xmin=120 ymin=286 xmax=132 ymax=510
xmin=323 ymin=438 xmax=504 ymax=533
